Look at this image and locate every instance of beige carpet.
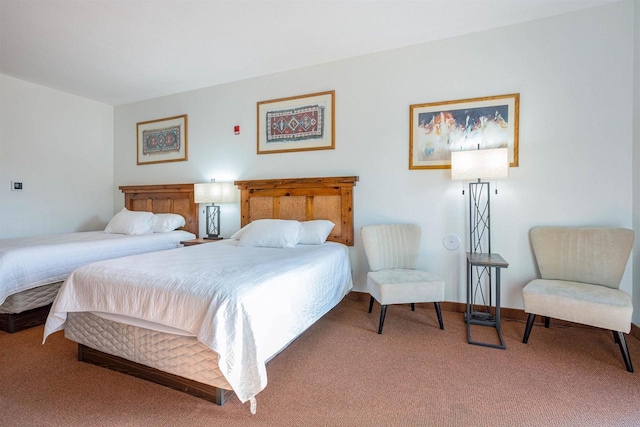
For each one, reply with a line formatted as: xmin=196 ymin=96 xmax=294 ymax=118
xmin=1 ymin=296 xmax=640 ymax=426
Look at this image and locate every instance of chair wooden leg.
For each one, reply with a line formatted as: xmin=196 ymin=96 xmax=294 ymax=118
xmin=523 ymin=313 xmax=536 ymax=343
xmin=614 ymin=331 xmax=634 ymax=373
xmin=613 ymin=330 xmax=620 ymax=344
xmin=544 ymin=317 xmax=550 ymax=328
xmin=411 ymin=303 xmax=415 ymax=311
xmin=434 ymin=302 xmax=444 ymax=330
xmin=368 ymin=296 xmax=374 ymax=314
xmin=377 ymin=305 xmax=387 ymax=334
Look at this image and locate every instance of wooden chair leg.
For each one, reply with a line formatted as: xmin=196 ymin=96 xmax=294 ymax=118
xmin=377 ymin=305 xmax=387 ymax=334
xmin=411 ymin=303 xmax=415 ymax=311
xmin=434 ymin=302 xmax=444 ymax=330
xmin=368 ymin=296 xmax=374 ymax=314
xmin=614 ymin=331 xmax=634 ymax=373
xmin=544 ymin=317 xmax=550 ymax=328
xmin=613 ymin=330 xmax=620 ymax=344
xmin=523 ymin=313 xmax=536 ymax=343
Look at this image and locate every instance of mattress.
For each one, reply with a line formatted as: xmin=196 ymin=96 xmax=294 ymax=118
xmin=65 ymin=312 xmax=231 ymax=390
xmin=1 ymin=230 xmax=195 ymax=305
xmin=44 ymin=240 xmax=353 ymax=403
xmin=0 ymin=282 xmax=62 ymax=314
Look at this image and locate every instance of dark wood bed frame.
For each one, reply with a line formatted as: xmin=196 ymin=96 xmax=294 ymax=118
xmin=74 ymin=176 xmax=358 ymax=405
xmin=0 ymin=183 xmax=199 ymax=333
xmin=0 ymin=303 xmax=54 ymax=333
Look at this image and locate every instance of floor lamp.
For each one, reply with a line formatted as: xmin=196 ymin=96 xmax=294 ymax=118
xmin=451 ymin=147 xmax=509 ymax=336
xmin=194 ymin=180 xmax=237 ymax=239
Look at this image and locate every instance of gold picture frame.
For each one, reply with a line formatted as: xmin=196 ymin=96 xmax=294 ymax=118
xmin=257 ymin=90 xmax=335 ymax=154
xmin=409 ymin=94 xmax=519 ymax=170
xmin=137 ymin=114 xmax=188 ymax=165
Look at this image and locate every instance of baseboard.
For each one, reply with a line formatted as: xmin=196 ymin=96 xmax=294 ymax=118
xmin=347 ymin=291 xmax=640 ymax=336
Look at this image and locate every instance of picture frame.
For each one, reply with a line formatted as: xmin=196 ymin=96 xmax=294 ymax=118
xmin=257 ymin=90 xmax=335 ymax=154
xmin=409 ymin=94 xmax=519 ymax=170
xmin=137 ymin=114 xmax=188 ymax=165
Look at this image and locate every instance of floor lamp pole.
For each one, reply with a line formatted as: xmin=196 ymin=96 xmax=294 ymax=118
xmin=468 ymin=179 xmax=492 ymax=312
xmin=468 ymin=179 xmax=491 ymax=254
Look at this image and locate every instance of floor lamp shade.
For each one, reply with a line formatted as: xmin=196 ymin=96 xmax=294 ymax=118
xmin=194 ymin=182 xmax=237 ymax=239
xmin=451 ymin=147 xmax=509 ymax=181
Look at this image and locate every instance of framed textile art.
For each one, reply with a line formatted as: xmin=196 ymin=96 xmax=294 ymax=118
xmin=409 ymin=94 xmax=519 ymax=170
xmin=137 ymin=115 xmax=188 ymax=165
xmin=257 ymin=91 xmax=335 ymax=154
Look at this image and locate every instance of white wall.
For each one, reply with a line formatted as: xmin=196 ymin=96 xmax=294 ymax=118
xmin=0 ymin=75 xmax=114 ymax=238
xmin=113 ymin=2 xmax=635 ymax=311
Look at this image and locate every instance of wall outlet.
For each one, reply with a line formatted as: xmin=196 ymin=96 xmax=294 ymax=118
xmin=11 ymin=181 xmax=23 ymax=191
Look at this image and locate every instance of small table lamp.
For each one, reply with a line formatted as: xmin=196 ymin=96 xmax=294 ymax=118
xmin=451 ymin=147 xmax=509 ymax=253
xmin=194 ymin=181 xmax=237 ymax=239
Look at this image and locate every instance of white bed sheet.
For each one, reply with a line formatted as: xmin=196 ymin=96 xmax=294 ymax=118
xmin=43 ymin=240 xmax=353 ymax=403
xmin=0 ymin=230 xmax=195 ymax=305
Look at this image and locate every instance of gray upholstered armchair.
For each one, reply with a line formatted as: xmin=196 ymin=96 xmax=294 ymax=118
xmin=522 ymin=226 xmax=634 ymax=372
xmin=361 ymin=224 xmax=445 ymax=334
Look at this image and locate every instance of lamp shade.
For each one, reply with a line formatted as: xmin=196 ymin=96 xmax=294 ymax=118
xmin=194 ymin=182 xmax=237 ymax=203
xmin=450 ymin=147 xmax=509 ymax=181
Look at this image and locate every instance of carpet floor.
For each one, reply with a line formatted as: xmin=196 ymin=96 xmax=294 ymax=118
xmin=1 ymin=296 xmax=639 ymax=426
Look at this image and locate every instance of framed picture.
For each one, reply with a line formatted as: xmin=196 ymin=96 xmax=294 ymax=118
xmin=257 ymin=90 xmax=335 ymax=154
xmin=137 ymin=114 xmax=188 ymax=165
xmin=409 ymin=94 xmax=519 ymax=170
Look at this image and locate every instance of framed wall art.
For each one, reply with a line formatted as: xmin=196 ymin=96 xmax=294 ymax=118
xmin=257 ymin=90 xmax=335 ymax=154
xmin=137 ymin=114 xmax=188 ymax=165
xmin=409 ymin=94 xmax=519 ymax=170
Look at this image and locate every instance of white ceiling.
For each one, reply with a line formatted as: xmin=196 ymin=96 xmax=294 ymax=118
xmin=0 ymin=0 xmax=616 ymax=106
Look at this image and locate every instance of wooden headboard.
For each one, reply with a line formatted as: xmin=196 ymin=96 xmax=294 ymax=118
xmin=234 ymin=176 xmax=358 ymax=246
xmin=118 ymin=183 xmax=199 ymax=236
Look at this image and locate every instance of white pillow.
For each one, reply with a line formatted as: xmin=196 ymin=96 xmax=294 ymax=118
xmin=104 ymin=208 xmax=154 ymax=235
xmin=230 ymin=223 xmax=252 ymax=240
xmin=299 ymin=220 xmax=335 ymax=244
xmin=152 ymin=213 xmax=186 ymax=233
xmin=237 ymin=219 xmax=302 ymax=248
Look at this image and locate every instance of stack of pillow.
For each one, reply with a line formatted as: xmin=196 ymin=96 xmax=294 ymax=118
xmin=104 ymin=209 xmax=335 ymax=247
xmin=231 ymin=219 xmax=335 ymax=248
xmin=104 ymin=208 xmax=186 ymax=235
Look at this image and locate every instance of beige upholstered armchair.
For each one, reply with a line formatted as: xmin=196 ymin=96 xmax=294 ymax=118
xmin=361 ymin=224 xmax=445 ymax=334
xmin=522 ymin=226 xmax=634 ymax=372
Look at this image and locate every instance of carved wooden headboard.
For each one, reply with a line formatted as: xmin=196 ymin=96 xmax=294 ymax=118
xmin=234 ymin=176 xmax=358 ymax=246
xmin=118 ymin=183 xmax=199 ymax=236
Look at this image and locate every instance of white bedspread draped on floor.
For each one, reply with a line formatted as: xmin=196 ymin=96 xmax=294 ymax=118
xmin=43 ymin=240 xmax=353 ymax=403
xmin=0 ymin=230 xmax=195 ymax=305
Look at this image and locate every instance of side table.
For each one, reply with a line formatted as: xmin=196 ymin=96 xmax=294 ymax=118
xmin=465 ymin=252 xmax=509 ymax=349
xmin=180 ymin=237 xmax=223 ymax=247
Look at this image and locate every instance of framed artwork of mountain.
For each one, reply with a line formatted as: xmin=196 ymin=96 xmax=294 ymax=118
xmin=409 ymin=94 xmax=519 ymax=170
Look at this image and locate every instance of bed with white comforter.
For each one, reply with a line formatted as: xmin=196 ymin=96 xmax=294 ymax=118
xmin=44 ymin=239 xmax=353 ymax=404
xmin=1 ymin=230 xmax=195 ymax=309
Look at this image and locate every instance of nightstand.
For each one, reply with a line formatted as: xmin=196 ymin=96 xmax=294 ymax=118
xmin=180 ymin=237 xmax=223 ymax=247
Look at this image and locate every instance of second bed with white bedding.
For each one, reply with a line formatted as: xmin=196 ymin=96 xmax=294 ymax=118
xmin=0 ymin=230 xmax=195 ymax=306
